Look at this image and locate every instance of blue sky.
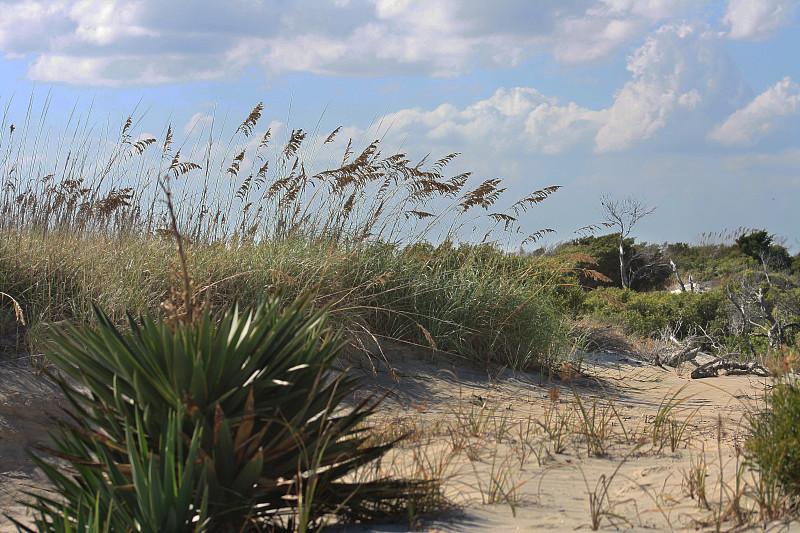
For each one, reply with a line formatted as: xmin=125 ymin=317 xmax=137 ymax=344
xmin=0 ymin=0 xmax=798 ymax=251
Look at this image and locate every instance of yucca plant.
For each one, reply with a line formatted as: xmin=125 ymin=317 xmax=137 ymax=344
xmin=16 ymin=408 xmax=209 ymax=533
xmin=25 ymin=292 xmax=431 ymax=531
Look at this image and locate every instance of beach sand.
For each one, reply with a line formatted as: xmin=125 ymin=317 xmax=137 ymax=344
xmin=1 ymin=348 xmax=796 ymax=532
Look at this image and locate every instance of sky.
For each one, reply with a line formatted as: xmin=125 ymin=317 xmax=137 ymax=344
xmin=0 ymin=0 xmax=798 ymax=251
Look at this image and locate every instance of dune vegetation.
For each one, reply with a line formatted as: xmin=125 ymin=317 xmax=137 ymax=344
xmin=0 ymin=100 xmax=575 ymax=372
xmin=0 ymin=100 xmax=576 ymax=531
xmin=1 ymin=99 xmax=799 ymax=531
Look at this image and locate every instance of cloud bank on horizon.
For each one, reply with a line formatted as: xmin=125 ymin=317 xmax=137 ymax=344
xmin=0 ymin=0 xmax=798 ymax=248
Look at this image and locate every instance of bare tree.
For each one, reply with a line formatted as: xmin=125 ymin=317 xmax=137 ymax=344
xmin=599 ymin=193 xmax=657 ymax=289
xmin=726 ymin=270 xmax=800 ymax=352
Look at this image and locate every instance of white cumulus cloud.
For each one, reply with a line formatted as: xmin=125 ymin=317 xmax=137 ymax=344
xmin=0 ymin=1 xmax=70 ymax=50
xmin=707 ymin=77 xmax=800 ymax=146
xmin=377 ymin=20 xmax=749 ymax=156
xmin=183 ymin=112 xmax=212 ymax=135
xmin=723 ymin=0 xmax=795 ymax=40
xmin=0 ymin=0 xmax=704 ymax=86
xmin=525 ymin=102 xmax=608 ymax=154
xmin=26 ymin=54 xmax=119 ymax=86
xmin=678 ymin=89 xmax=702 ymax=108
xmin=595 ymin=22 xmax=741 ymax=152
xmin=552 ymin=0 xmax=691 ymax=64
xmin=68 ymin=0 xmax=153 ymax=45
xmin=379 ymin=87 xmax=607 ymax=155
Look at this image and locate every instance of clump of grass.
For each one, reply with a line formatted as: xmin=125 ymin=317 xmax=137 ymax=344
xmin=571 ymin=386 xmax=630 ymax=457
xmin=683 ymin=453 xmax=710 ymax=509
xmin=580 ymin=460 xmax=634 ymax=530
xmin=746 ymin=346 xmax=800 ymax=500
xmin=471 ymin=453 xmax=527 ymax=517
xmin=649 ymin=385 xmax=697 ymax=452
xmin=512 ymin=413 xmax=550 ymax=466
xmin=687 ymin=408 xmax=800 ymax=531
xmin=537 ymin=389 xmax=575 ymax=455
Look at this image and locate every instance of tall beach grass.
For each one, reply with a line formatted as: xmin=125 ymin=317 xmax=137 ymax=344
xmin=0 ymin=94 xmax=568 ymax=371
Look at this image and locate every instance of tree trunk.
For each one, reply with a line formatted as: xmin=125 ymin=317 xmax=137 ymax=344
xmin=760 ymin=252 xmax=773 ymax=287
xmin=670 ymin=260 xmax=686 ymax=292
xmin=619 ymin=240 xmax=630 ymax=289
xmin=756 ymin=287 xmax=783 ymax=347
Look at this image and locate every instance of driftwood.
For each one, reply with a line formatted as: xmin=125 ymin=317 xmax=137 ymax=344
xmin=662 ymin=345 xmax=700 ymax=367
xmin=656 ymin=335 xmax=700 ymax=367
xmin=690 ymin=353 xmax=770 ymax=379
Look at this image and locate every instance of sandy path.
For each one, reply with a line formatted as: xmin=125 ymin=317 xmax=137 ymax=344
xmin=0 ymin=362 xmax=63 ymax=531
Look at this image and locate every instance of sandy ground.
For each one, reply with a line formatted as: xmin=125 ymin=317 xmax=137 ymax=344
xmin=0 ymin=360 xmax=64 ymax=531
xmin=341 ymin=347 xmax=798 ymax=532
xmin=1 ymin=348 xmax=797 ymax=532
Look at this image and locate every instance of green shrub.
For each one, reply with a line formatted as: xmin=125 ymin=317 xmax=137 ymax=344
xmin=23 ymin=293 xmax=431 ymax=532
xmin=583 ymin=287 xmax=728 ymax=338
xmin=736 ymin=230 xmax=792 ymax=270
xmin=557 ymin=233 xmax=628 ymax=289
xmin=557 ymin=233 xmax=672 ymax=291
xmin=663 ymin=241 xmax=755 ymax=283
xmin=747 ymin=378 xmax=800 ymax=498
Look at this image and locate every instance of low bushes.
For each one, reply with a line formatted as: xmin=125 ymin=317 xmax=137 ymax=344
xmin=582 ymin=287 xmax=729 ymax=339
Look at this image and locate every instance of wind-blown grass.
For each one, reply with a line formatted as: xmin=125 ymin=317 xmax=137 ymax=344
xmin=0 ymin=96 xmax=566 ymax=370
